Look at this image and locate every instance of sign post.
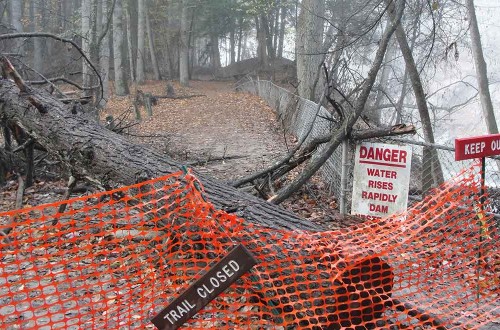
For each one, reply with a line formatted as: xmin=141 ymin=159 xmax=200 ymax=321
xmin=455 ymin=133 xmax=500 ymax=301
xmin=455 ymin=133 xmax=500 ymax=231
xmin=351 ymin=142 xmax=412 ymax=218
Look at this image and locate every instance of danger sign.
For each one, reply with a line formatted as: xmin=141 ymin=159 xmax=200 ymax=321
xmin=351 ymin=142 xmax=412 ymax=218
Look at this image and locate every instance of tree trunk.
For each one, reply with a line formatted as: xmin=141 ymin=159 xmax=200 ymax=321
xmin=272 ymin=4 xmax=280 ymax=53
xmin=255 ymin=16 xmax=268 ymax=67
xmin=98 ymin=0 xmax=110 ymax=103
xmin=125 ymin=5 xmax=135 ymax=83
xmin=81 ymin=0 xmax=92 ymax=90
xmin=10 ymin=0 xmax=24 ymax=54
xmin=277 ymin=5 xmax=286 ymax=59
xmin=237 ymin=16 xmax=243 ymax=62
xmin=371 ymin=38 xmax=397 ymax=125
xmin=112 ymin=0 xmax=129 ymax=96
xmin=241 ymin=33 xmax=248 ymax=60
xmin=209 ymin=33 xmax=221 ymax=73
xmin=0 ymin=2 xmax=7 ymax=25
xmin=465 ymin=0 xmax=499 ymax=134
xmin=146 ymin=3 xmax=161 ymax=80
xmin=296 ymin=0 xmax=325 ymax=102
xmin=388 ymin=0 xmax=444 ymax=188
xmin=32 ymin=1 xmax=44 ymax=73
xmin=261 ymin=14 xmax=275 ymax=61
xmin=0 ymin=79 xmax=321 ymax=232
xmin=179 ymin=0 xmax=190 ymax=86
xmin=229 ymin=25 xmax=236 ymax=65
xmin=136 ymin=0 xmax=146 ymax=84
xmin=393 ymin=2 xmax=422 ymax=126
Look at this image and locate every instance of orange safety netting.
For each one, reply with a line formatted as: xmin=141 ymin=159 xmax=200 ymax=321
xmin=0 ymin=165 xmax=498 ymax=330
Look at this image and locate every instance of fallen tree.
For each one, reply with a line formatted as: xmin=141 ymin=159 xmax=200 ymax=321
xmin=0 ymin=75 xmax=319 ymax=232
xmin=0 ymin=0 xmax=405 ymax=230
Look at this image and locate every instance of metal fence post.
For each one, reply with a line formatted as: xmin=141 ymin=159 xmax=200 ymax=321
xmin=340 ymin=139 xmax=349 ymax=215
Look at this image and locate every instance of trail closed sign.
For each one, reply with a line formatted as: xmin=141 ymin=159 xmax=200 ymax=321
xmin=351 ymin=142 xmax=412 ymax=218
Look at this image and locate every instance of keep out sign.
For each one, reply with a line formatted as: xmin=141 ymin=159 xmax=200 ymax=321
xmin=351 ymin=142 xmax=412 ymax=218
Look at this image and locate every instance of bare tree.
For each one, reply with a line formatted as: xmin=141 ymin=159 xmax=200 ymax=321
xmin=146 ymin=1 xmax=161 ymax=80
xmin=179 ymin=0 xmax=190 ymax=86
xmin=10 ymin=0 xmax=24 ymax=54
xmin=81 ymin=0 xmax=94 ymax=92
xmin=465 ymin=0 xmax=499 ymax=134
xmin=296 ymin=0 xmax=325 ymax=102
xmin=112 ymin=0 xmax=129 ymax=95
xmin=386 ymin=0 xmax=444 ymax=188
xmin=98 ymin=0 xmax=111 ymax=102
xmin=33 ymin=1 xmax=44 ymax=72
xmin=136 ymin=0 xmax=146 ymax=84
xmin=277 ymin=2 xmax=287 ymax=59
xmin=269 ymin=0 xmax=405 ymax=204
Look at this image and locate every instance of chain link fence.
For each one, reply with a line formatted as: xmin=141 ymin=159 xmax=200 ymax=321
xmin=237 ymin=78 xmax=500 ymax=217
xmin=237 ymin=78 xmax=345 ymax=202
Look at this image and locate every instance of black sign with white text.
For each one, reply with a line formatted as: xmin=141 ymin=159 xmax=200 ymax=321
xmin=151 ymin=244 xmax=258 ymax=330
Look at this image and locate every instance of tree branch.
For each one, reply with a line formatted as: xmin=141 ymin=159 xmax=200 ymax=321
xmin=351 ymin=124 xmax=416 ymax=140
xmin=27 ymin=76 xmax=98 ymax=91
xmin=0 ymin=32 xmax=104 ymax=101
xmin=268 ymin=0 xmax=405 ymax=204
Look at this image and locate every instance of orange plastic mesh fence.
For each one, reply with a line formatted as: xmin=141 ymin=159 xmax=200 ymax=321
xmin=0 ymin=165 xmax=498 ymax=330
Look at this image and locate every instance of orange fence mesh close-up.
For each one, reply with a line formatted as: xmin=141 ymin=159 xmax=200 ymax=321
xmin=0 ymin=165 xmax=498 ymax=329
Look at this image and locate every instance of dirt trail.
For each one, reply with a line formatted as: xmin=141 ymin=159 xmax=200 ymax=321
xmin=124 ymin=80 xmax=290 ymax=181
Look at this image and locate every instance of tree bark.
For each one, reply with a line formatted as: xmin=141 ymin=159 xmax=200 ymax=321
xmin=136 ymin=0 xmax=146 ymax=84
xmin=0 ymin=79 xmax=320 ymax=232
xmin=209 ymin=33 xmax=221 ymax=72
xmin=296 ymin=0 xmax=325 ymax=102
xmin=237 ymin=16 xmax=243 ymax=62
xmin=393 ymin=2 xmax=422 ymax=125
xmin=98 ymin=0 xmax=111 ymax=103
xmin=10 ymin=0 xmax=24 ymax=54
xmin=125 ymin=4 xmax=135 ymax=83
xmin=31 ymin=1 xmax=44 ymax=73
xmin=277 ymin=5 xmax=286 ymax=59
xmin=465 ymin=0 xmax=499 ymax=134
xmin=179 ymin=0 xmax=190 ymax=86
xmin=112 ymin=0 xmax=129 ymax=95
xmin=255 ymin=16 xmax=268 ymax=67
xmin=81 ymin=0 xmax=94 ymax=92
xmin=261 ymin=14 xmax=275 ymax=61
xmin=229 ymin=18 xmax=236 ymax=65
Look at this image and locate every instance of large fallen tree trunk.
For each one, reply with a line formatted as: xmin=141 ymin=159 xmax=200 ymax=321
xmin=0 ymin=79 xmax=320 ymax=232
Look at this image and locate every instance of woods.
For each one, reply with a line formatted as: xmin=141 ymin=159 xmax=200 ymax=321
xmin=1 ymin=1 xmax=499 ymax=330
xmin=1 ymin=0 xmax=499 ymax=209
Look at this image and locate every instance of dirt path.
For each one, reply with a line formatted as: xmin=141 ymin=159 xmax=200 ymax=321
xmin=121 ymin=80 xmax=290 ymax=181
xmin=103 ymin=80 xmax=341 ymax=227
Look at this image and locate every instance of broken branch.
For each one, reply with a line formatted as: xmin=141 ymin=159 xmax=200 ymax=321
xmin=351 ymin=124 xmax=416 ymax=140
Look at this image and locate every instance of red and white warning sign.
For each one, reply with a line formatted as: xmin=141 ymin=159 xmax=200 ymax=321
xmin=351 ymin=142 xmax=412 ymax=218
